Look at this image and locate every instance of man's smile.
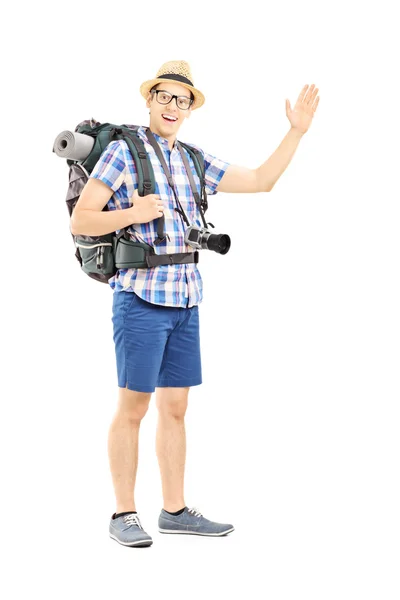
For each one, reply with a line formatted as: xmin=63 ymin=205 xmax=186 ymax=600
xmin=162 ymin=113 xmax=178 ymax=123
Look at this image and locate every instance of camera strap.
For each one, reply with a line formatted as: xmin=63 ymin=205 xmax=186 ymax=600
xmin=145 ymin=128 xmax=208 ymax=243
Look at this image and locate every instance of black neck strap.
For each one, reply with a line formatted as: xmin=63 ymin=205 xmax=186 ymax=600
xmin=145 ymin=128 xmax=208 ymax=243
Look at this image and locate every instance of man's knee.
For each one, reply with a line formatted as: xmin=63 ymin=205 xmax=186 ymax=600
xmin=116 ymin=385 xmax=152 ymax=422
xmin=155 ymin=387 xmax=190 ymax=419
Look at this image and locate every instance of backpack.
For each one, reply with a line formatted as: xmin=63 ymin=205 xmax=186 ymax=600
xmin=62 ymin=119 xmax=208 ymax=284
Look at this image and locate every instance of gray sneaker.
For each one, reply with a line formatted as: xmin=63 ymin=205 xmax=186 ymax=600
xmin=158 ymin=506 xmax=234 ymax=536
xmin=109 ymin=512 xmax=153 ymax=547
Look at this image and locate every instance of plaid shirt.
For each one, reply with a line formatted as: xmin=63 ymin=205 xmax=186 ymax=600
xmin=89 ymin=126 xmax=230 ymax=307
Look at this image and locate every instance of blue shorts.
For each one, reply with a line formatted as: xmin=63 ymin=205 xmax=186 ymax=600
xmin=111 ymin=291 xmax=202 ymax=393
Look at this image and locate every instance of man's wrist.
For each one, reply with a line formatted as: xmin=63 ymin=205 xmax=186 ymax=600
xmin=289 ymin=127 xmax=305 ymax=139
xmin=127 ymin=205 xmax=138 ymax=225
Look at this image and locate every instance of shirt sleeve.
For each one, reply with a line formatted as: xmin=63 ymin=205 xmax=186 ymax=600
xmin=185 ymin=143 xmax=230 ymax=195
xmin=89 ymin=140 xmax=127 ymax=192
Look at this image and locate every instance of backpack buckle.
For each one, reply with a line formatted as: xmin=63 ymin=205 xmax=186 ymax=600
xmin=138 ymin=151 xmax=147 ymax=159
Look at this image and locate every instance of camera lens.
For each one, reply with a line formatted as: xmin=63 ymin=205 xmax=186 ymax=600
xmin=206 ymin=233 xmax=231 ymax=255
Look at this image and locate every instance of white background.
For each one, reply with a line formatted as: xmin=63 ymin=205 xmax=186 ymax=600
xmin=2 ymin=1 xmax=399 ymax=598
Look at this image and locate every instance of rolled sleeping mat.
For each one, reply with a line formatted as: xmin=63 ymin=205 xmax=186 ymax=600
xmin=52 ymin=130 xmax=95 ymax=161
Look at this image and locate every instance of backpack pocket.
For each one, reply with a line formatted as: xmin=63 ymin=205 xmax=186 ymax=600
xmin=74 ymin=237 xmax=116 ymax=281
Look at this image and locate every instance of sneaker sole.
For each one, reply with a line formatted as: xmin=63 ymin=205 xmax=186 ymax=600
xmin=109 ymin=533 xmax=153 ymax=547
xmin=158 ymin=527 xmax=235 ymax=536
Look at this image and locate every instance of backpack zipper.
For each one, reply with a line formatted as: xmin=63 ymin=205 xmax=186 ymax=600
xmin=97 ymin=245 xmax=105 ymax=269
xmin=75 ymin=241 xmax=112 ymax=249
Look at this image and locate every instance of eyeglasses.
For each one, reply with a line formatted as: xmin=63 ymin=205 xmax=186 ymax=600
xmin=151 ymin=89 xmax=193 ymax=110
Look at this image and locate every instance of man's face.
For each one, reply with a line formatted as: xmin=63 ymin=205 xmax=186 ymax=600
xmin=146 ymin=82 xmax=192 ymax=139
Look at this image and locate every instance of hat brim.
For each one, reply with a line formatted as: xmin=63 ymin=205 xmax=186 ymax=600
xmin=140 ymin=78 xmax=205 ymax=110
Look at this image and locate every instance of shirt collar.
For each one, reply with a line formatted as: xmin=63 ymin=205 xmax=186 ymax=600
xmin=139 ymin=126 xmax=177 ymax=150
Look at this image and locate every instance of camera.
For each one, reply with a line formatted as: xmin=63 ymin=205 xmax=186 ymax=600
xmin=184 ymin=225 xmax=231 ymax=255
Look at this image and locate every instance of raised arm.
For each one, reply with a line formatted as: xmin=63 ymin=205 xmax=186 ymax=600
xmin=216 ymin=83 xmax=320 ymax=194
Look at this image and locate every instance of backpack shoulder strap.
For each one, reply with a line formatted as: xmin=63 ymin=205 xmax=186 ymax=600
xmin=114 ymin=127 xmax=167 ymax=244
xmin=178 ymin=142 xmax=205 ymax=183
xmin=178 ymin=141 xmax=209 ymax=217
xmin=115 ymin=127 xmax=156 ymax=197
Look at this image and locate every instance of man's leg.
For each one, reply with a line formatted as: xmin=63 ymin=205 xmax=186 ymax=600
xmin=108 ymin=385 xmax=152 ymax=513
xmin=155 ymin=386 xmax=190 ymax=512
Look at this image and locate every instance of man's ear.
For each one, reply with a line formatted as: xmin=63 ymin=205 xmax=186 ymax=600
xmin=146 ymin=93 xmax=152 ymax=109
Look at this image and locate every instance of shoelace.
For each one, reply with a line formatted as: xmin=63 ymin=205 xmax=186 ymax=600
xmin=187 ymin=506 xmax=202 ymax=517
xmin=123 ymin=514 xmax=143 ymax=529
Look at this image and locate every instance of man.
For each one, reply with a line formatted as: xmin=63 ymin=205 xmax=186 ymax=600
xmin=71 ymin=60 xmax=319 ymax=548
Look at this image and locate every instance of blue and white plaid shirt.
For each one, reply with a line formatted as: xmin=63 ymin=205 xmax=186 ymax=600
xmin=89 ymin=126 xmax=230 ymax=307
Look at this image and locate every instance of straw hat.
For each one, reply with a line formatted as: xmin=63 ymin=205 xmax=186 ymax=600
xmin=140 ymin=60 xmax=205 ymax=110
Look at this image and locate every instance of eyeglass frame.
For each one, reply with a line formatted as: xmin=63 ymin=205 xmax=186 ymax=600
xmin=150 ymin=88 xmax=194 ymax=110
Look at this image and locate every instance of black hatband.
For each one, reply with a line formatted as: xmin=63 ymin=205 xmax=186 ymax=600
xmin=157 ymin=73 xmax=193 ymax=87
